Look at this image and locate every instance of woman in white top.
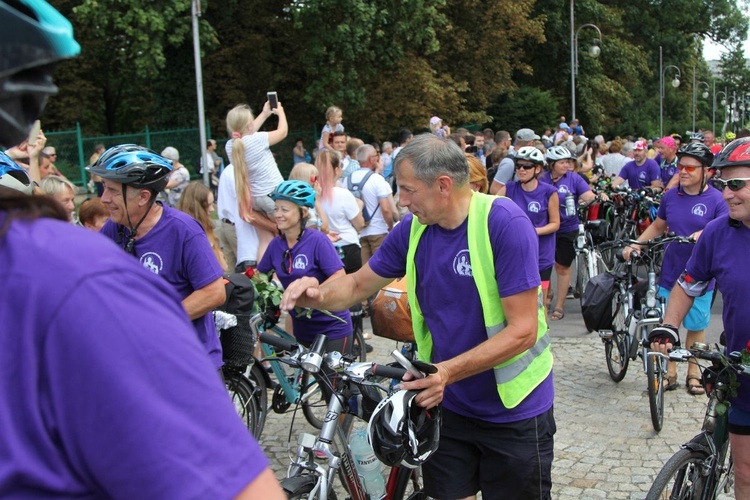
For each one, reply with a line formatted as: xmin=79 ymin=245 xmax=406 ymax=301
xmin=316 ymin=150 xmax=364 ymax=274
xmin=225 ymin=100 xmax=287 ymax=262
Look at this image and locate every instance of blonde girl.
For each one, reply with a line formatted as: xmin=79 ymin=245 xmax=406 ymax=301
xmin=225 ymin=101 xmax=288 ymax=261
xmin=318 ymin=106 xmax=344 ymax=151
xmin=288 ymin=162 xmax=330 ymax=235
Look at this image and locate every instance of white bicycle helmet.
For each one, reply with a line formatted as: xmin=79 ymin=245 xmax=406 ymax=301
xmin=367 ymin=390 xmax=441 ymax=469
xmin=515 ymin=146 xmax=546 ymax=166
xmin=545 ymin=145 xmax=575 ymax=163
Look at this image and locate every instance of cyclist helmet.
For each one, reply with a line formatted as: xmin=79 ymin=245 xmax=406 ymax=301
xmin=0 ymin=0 xmax=81 ymax=148
xmin=515 ymin=146 xmax=546 ymax=166
xmin=546 ymin=145 xmax=575 ymax=164
xmin=725 ymin=131 xmax=737 ymax=141
xmin=367 ymin=390 xmax=441 ymax=469
xmin=0 ymin=151 xmax=32 ymax=194
xmin=676 ymin=143 xmax=714 ymax=167
xmin=269 ymin=180 xmax=316 ymax=208
xmin=88 ymin=144 xmax=173 ymax=192
xmin=712 ymin=137 xmax=750 ymax=170
xmin=689 ymin=131 xmax=705 ymax=143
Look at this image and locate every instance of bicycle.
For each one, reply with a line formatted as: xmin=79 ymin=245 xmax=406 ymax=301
xmin=598 ymin=234 xmax=693 ymax=432
xmin=214 ymin=310 xmax=268 ymax=439
xmin=646 ymin=343 xmax=750 ymax=499
xmin=260 ymin=314 xmax=368 ymax=430
xmin=572 ymin=199 xmax=609 ymax=301
xmin=259 ymin=322 xmax=429 ymax=500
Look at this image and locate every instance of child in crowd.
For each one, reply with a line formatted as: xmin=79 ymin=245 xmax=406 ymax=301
xmin=288 ymin=162 xmax=331 ymax=236
xmin=429 ymin=116 xmax=450 ymax=139
xmin=225 ymin=101 xmax=288 ymax=262
xmin=319 ymin=106 xmax=344 ymax=151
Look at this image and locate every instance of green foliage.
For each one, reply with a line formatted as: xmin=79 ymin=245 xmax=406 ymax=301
xmin=485 ymin=87 xmax=561 ymax=134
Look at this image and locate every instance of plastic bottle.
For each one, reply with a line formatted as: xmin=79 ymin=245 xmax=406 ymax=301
xmin=565 ymin=192 xmax=576 ymax=217
xmin=349 ymin=428 xmax=385 ymax=499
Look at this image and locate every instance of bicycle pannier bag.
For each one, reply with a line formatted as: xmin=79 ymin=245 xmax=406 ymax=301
xmin=581 ymin=271 xmax=616 ymax=332
xmin=221 ymin=272 xmax=256 ymax=315
xmin=370 ymin=277 xmax=415 ymax=342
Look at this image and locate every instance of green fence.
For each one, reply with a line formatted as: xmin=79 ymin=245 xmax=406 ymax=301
xmin=47 ymin=124 xmax=320 ymax=188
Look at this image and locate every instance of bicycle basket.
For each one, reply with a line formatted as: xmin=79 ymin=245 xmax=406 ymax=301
xmin=581 ymin=271 xmax=617 ymax=332
xmin=220 ymin=315 xmax=257 ymax=368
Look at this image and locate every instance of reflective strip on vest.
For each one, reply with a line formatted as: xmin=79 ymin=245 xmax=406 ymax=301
xmin=406 ymin=191 xmax=553 ymax=409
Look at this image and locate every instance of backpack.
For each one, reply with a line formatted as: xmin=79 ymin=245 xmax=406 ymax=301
xmin=580 ymin=271 xmax=617 ymax=332
xmin=347 ymin=170 xmax=379 ymax=223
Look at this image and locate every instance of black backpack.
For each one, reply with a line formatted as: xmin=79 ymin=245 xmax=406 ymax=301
xmin=581 ymin=272 xmax=617 ymax=332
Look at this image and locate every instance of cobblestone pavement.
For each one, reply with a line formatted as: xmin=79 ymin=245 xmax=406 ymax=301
xmin=259 ymin=293 xmax=730 ymax=499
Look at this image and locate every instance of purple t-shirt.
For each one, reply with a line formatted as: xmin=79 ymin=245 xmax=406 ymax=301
xmin=368 ymin=199 xmax=553 ymax=424
xmin=685 ymin=216 xmax=750 ymax=413
xmin=656 ymin=186 xmax=728 ymax=289
xmin=539 ymin=170 xmax=592 ymax=233
xmin=618 ymin=159 xmax=661 ymax=189
xmin=504 ymin=181 xmax=558 ymax=271
xmin=0 ymin=217 xmax=268 ymax=498
xmin=258 ymin=229 xmax=351 ymax=343
xmin=101 ymin=204 xmax=224 ymax=369
xmin=659 ymin=156 xmax=679 ymax=186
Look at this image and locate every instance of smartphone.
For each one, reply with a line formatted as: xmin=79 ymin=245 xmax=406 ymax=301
xmin=267 ymin=91 xmax=278 ymax=109
xmin=27 ymin=119 xmax=41 ymax=144
xmin=391 ymin=350 xmax=424 ymax=379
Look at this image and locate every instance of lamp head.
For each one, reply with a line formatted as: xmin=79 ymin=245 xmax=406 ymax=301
xmin=702 ymin=91 xmax=709 ymax=99
xmin=671 ymin=77 xmax=680 ymax=88
xmin=589 ymin=41 xmax=601 ymax=58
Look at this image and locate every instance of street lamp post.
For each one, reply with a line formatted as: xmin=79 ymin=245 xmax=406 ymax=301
xmin=570 ymin=0 xmax=602 ymax=122
xmin=713 ymin=81 xmax=727 ymax=136
xmin=692 ymin=74 xmax=709 ymax=132
xmin=192 ymin=0 xmax=209 ymax=187
xmin=659 ymin=46 xmax=681 ymax=138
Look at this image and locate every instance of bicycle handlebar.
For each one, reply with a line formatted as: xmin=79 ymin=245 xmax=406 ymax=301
xmin=654 ymin=346 xmax=750 ymax=377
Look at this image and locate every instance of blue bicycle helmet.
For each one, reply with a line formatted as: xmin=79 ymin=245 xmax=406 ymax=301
xmin=88 ymin=144 xmax=173 ymax=192
xmin=269 ymin=180 xmax=316 ymax=208
xmin=0 ymin=0 xmax=81 ymax=148
xmin=0 ymin=151 xmax=32 ymax=194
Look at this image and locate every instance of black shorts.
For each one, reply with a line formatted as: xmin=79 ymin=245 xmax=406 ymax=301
xmin=422 ymin=407 xmax=555 ymax=500
xmin=540 ymin=267 xmax=553 ymax=282
xmin=555 ymin=231 xmax=577 ymax=268
xmin=340 ymin=243 xmax=362 ymax=275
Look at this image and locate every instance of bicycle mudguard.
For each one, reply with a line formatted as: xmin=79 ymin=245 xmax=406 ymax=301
xmin=682 ymin=434 xmax=711 ymax=455
xmin=281 ymin=474 xmax=318 ymax=495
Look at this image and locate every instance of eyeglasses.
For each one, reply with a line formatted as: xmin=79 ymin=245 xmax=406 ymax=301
xmin=677 ymin=163 xmax=700 ymax=173
xmin=50 ymin=154 xmax=57 ymax=157
xmin=283 ymin=249 xmax=293 ymax=274
xmin=515 ymin=163 xmax=536 ymax=170
xmin=710 ymin=177 xmax=750 ymax=192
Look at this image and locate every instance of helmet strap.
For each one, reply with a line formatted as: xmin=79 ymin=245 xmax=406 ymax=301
xmin=120 ymin=184 xmax=157 ymax=254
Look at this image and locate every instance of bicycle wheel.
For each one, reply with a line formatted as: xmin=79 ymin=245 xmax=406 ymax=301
xmin=392 ymin=466 xmax=427 ymax=500
xmin=574 ymin=252 xmax=590 ymax=299
xmin=301 ymin=372 xmax=328 ymax=429
xmin=646 ymin=354 xmax=665 ymax=432
xmin=223 ymin=368 xmax=260 ymax=439
xmin=351 ymin=327 xmax=367 ymax=362
xmin=605 ymin=291 xmax=630 ymax=382
xmin=646 ymin=448 xmax=711 ymax=500
xmin=247 ymin=362 xmax=268 ymax=438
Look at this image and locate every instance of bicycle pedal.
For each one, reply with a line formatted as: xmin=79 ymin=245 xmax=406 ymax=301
xmin=598 ymin=330 xmax=614 ymax=340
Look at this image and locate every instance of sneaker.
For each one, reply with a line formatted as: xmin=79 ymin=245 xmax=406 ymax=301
xmin=566 ymin=287 xmax=575 ymax=299
xmin=362 ymin=331 xmax=373 ymax=340
xmin=365 ymin=343 xmax=374 ymax=353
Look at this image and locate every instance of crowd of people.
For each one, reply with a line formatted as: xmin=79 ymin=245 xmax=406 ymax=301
xmin=5 ymin=2 xmax=750 ymax=498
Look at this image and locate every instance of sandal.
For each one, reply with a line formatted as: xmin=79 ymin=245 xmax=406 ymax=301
xmin=686 ymin=375 xmax=705 ymax=395
xmin=550 ymin=308 xmax=565 ymax=321
xmin=664 ymin=374 xmax=679 ymax=391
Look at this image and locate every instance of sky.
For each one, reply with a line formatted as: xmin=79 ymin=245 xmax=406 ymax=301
xmin=703 ymin=36 xmax=750 ymax=62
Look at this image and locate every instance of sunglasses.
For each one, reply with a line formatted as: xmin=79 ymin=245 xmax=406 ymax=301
xmin=515 ymin=163 xmax=536 ymax=170
xmin=283 ymin=249 xmax=293 ymax=274
xmin=677 ymin=163 xmax=700 ymax=173
xmin=710 ymin=177 xmax=750 ymax=192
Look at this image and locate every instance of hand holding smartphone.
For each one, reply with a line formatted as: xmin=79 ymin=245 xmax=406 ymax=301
xmin=267 ymin=91 xmax=278 ymax=110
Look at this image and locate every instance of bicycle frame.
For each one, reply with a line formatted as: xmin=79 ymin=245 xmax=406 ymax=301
xmin=261 ymin=325 xmax=308 ymax=408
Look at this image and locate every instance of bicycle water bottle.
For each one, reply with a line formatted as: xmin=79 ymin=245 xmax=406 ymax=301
xmin=350 ymin=428 xmax=385 ymax=499
xmin=565 ymin=192 xmax=576 ymax=217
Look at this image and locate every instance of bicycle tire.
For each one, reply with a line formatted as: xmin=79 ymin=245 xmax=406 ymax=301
xmin=247 ymin=362 xmax=268 ymax=438
xmin=392 ymin=466 xmax=427 ymax=500
xmin=223 ymin=368 xmax=261 ymax=439
xmin=646 ymin=448 xmax=711 ymax=500
xmin=351 ymin=327 xmax=367 ymax=362
xmin=646 ymin=354 xmax=664 ymax=432
xmin=605 ymin=291 xmax=629 ymax=382
xmin=574 ymin=252 xmax=589 ymax=299
xmin=301 ymin=371 xmax=328 ymax=429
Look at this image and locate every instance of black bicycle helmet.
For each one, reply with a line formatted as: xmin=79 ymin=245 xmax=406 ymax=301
xmin=676 ymin=143 xmax=714 ymax=167
xmin=0 ymin=0 xmax=80 ymax=148
xmin=269 ymin=180 xmax=316 ymax=208
xmin=88 ymin=144 xmax=173 ymax=192
xmin=367 ymin=390 xmax=441 ymax=469
xmin=0 ymin=151 xmax=32 ymax=194
xmin=712 ymin=137 xmax=750 ymax=170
